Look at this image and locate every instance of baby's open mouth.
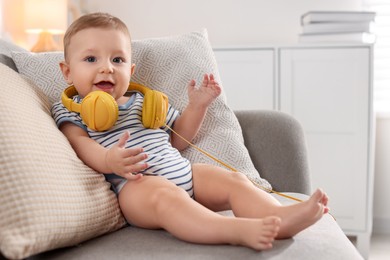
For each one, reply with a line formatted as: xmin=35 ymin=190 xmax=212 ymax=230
xmin=95 ymin=81 xmax=114 ymax=90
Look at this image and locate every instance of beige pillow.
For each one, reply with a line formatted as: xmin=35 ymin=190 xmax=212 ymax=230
xmin=12 ymin=30 xmax=271 ymax=190
xmin=0 ymin=64 xmax=126 ymax=259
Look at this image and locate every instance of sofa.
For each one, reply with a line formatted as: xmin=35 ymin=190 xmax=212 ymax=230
xmin=0 ymin=31 xmax=363 ymax=259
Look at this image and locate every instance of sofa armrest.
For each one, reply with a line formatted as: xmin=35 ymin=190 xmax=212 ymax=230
xmin=235 ymin=110 xmax=311 ymax=194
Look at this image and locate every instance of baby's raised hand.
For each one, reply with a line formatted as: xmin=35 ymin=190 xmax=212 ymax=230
xmin=187 ymin=74 xmax=222 ymax=109
xmin=105 ymin=131 xmax=148 ymax=180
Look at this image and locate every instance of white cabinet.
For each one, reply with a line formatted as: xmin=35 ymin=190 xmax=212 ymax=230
xmin=214 ymin=45 xmax=374 ymax=259
xmin=213 ymin=48 xmax=275 ymax=110
xmin=279 ymin=46 xmax=374 ymax=259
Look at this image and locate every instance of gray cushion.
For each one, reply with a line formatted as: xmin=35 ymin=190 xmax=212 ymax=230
xmin=24 ymin=194 xmax=363 ymax=260
xmin=0 ymin=39 xmax=27 ymax=71
xmin=235 ymin=110 xmax=311 ymax=194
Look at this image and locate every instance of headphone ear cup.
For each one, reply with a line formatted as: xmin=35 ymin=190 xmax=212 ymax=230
xmin=142 ymin=90 xmax=168 ymax=129
xmin=80 ymin=91 xmax=119 ymax=131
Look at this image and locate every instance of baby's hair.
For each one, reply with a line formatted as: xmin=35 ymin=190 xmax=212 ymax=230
xmin=63 ymin=12 xmax=131 ymax=59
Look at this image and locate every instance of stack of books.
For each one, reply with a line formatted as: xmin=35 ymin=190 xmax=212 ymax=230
xmin=299 ymin=11 xmax=376 ymax=44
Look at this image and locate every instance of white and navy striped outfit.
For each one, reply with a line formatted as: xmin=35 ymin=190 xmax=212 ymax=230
xmin=51 ymin=92 xmax=194 ymax=197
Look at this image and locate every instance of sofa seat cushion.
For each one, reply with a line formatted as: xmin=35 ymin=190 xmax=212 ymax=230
xmin=27 ymin=194 xmax=363 ymax=260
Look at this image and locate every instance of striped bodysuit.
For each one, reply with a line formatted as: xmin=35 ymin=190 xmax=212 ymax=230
xmin=51 ymin=92 xmax=193 ymax=197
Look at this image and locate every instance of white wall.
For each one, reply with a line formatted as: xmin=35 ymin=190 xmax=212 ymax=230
xmin=85 ymin=0 xmax=363 ymax=46
xmin=373 ymin=116 xmax=390 ymax=234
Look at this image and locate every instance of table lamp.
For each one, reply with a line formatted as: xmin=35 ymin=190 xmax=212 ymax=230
xmin=24 ymin=0 xmax=67 ymax=52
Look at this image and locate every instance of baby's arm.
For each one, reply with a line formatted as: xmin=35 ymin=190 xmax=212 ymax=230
xmin=60 ymin=122 xmax=147 ymax=180
xmin=171 ymin=74 xmax=221 ymax=151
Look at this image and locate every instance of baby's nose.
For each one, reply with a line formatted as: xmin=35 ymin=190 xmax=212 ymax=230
xmin=99 ymin=62 xmax=114 ymax=73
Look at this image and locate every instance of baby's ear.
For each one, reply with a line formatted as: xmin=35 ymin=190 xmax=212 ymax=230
xmin=59 ymin=61 xmax=72 ymax=84
xmin=130 ymin=63 xmax=136 ymax=76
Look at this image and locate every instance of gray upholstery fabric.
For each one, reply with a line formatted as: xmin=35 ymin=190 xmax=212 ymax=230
xmin=0 ymin=39 xmax=27 ymax=71
xmin=235 ymin=110 xmax=311 ymax=194
xmin=24 ymin=194 xmax=362 ymax=260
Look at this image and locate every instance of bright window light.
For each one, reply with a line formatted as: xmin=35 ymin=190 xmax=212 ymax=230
xmin=364 ymin=0 xmax=390 ymax=113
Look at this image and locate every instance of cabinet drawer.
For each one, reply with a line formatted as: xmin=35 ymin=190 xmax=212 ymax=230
xmin=214 ymin=49 xmax=275 ymax=110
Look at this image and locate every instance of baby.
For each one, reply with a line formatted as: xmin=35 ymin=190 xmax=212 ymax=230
xmin=51 ymin=12 xmax=329 ymax=250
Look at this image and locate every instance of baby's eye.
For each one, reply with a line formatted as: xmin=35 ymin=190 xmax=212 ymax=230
xmin=113 ymin=57 xmax=124 ymax=63
xmin=85 ymin=56 xmax=96 ymax=62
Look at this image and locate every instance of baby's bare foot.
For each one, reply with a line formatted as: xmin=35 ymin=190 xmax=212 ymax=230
xmin=276 ymin=189 xmax=328 ymax=239
xmin=237 ymin=216 xmax=281 ymax=251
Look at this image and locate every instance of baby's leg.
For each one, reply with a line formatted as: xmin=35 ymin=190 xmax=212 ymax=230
xmin=118 ymin=176 xmax=280 ymax=250
xmin=192 ymin=164 xmax=329 ymax=239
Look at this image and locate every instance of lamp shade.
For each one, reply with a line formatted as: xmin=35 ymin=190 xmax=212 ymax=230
xmin=24 ymin=0 xmax=67 ymax=34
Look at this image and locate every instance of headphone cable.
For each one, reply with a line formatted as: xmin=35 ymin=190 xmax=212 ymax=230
xmin=165 ymin=124 xmax=303 ymax=203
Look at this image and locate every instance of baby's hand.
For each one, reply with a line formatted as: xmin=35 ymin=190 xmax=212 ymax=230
xmin=105 ymin=131 xmax=148 ymax=180
xmin=187 ymin=74 xmax=222 ymax=109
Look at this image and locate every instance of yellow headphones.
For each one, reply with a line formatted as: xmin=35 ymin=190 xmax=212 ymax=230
xmin=61 ymin=82 xmax=168 ymax=131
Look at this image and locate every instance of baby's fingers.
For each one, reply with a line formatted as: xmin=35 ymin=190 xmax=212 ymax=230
xmin=123 ymin=152 xmax=148 ymax=168
xmin=122 ymin=162 xmax=148 ymax=180
xmin=123 ymin=151 xmax=148 ymax=172
xmin=199 ymin=74 xmax=209 ymax=88
xmin=123 ymin=173 xmax=143 ymax=181
xmin=117 ymin=131 xmax=130 ymax=148
xmin=123 ymin=146 xmax=145 ymax=158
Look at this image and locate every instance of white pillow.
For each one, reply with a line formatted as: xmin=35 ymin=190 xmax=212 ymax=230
xmin=12 ymin=51 xmax=66 ymax=104
xmin=0 ymin=63 xmax=126 ymax=259
xmin=12 ymin=29 xmax=272 ymax=190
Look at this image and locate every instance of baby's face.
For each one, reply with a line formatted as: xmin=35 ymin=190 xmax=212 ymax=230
xmin=61 ymin=27 xmax=133 ymax=104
